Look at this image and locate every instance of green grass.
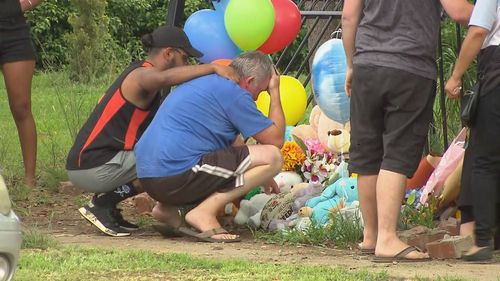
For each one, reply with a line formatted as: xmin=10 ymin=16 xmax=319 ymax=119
xmin=0 ymin=71 xmax=107 ymax=189
xmin=255 ymin=212 xmax=363 ymax=248
xmin=16 ymin=246 xmax=392 ymax=281
xmin=22 ymin=227 xmax=60 ymax=250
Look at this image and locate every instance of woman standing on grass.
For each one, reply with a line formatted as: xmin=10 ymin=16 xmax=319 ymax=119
xmin=0 ymin=0 xmax=42 ymax=187
xmin=445 ymin=0 xmax=500 ymax=263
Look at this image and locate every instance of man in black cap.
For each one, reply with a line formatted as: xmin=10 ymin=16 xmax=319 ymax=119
xmin=66 ymin=25 xmax=238 ymax=237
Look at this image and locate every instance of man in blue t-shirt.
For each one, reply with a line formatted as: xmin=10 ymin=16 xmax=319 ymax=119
xmin=135 ymin=51 xmax=285 ymax=242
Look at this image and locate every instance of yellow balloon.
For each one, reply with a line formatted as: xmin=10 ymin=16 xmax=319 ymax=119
xmin=255 ymin=75 xmax=307 ymax=126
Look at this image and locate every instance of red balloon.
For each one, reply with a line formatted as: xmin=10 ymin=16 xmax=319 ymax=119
xmin=258 ymin=0 xmax=301 ymax=54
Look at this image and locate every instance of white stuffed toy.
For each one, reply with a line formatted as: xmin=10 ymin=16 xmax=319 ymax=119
xmin=234 ymin=193 xmax=275 ymax=227
xmin=274 ymin=171 xmax=303 ymax=193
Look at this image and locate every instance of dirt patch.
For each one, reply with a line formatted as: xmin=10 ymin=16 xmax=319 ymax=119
xmin=17 ymin=189 xmax=500 ymax=281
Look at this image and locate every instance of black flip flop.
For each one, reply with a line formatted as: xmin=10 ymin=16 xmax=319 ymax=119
xmin=463 ymin=247 xmax=492 ymax=264
xmin=372 ymin=246 xmax=431 ymax=263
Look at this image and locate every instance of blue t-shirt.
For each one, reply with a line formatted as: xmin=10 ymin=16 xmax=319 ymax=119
xmin=135 ymin=74 xmax=273 ymax=178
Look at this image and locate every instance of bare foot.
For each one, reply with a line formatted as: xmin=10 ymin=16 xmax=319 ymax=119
xmin=359 ymin=230 xmax=377 ymax=250
xmin=376 ymin=238 xmax=429 ymax=259
xmin=152 ymin=203 xmax=182 ymax=228
xmin=185 ymin=207 xmax=239 ymax=241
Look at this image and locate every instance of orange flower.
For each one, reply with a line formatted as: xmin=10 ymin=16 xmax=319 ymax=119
xmin=280 ymin=141 xmax=306 ymax=171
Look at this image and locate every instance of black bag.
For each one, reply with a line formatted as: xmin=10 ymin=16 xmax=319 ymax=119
xmin=460 ymin=81 xmax=480 ymax=127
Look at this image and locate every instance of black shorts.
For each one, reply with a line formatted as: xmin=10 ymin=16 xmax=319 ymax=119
xmin=0 ymin=16 xmax=36 ymax=64
xmin=140 ymin=146 xmax=251 ymax=206
xmin=349 ymin=64 xmax=436 ymax=178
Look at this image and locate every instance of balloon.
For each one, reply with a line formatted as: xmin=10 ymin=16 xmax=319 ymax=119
xmin=224 ymin=0 xmax=275 ymax=51
xmin=255 ymin=75 xmax=307 ymax=126
xmin=184 ymin=9 xmax=239 ymax=64
xmin=212 ymin=0 xmax=229 ymax=13
xmin=211 ymin=59 xmax=232 ymax=66
xmin=311 ymin=39 xmax=350 ymax=124
xmin=258 ymin=0 xmax=301 ymax=54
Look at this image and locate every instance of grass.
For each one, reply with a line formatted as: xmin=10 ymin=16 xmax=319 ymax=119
xmin=255 ymin=212 xmax=363 ymax=248
xmin=15 ymin=246 xmax=393 ymax=281
xmin=22 ymin=227 xmax=60 ymax=250
xmin=0 ymin=70 xmax=105 ymax=192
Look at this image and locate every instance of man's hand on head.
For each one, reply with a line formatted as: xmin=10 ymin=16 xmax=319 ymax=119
xmin=213 ymin=64 xmax=239 ymax=82
xmin=267 ymin=65 xmax=280 ymax=94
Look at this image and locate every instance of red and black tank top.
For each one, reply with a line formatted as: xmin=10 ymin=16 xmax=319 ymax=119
xmin=66 ymin=60 xmax=160 ymax=170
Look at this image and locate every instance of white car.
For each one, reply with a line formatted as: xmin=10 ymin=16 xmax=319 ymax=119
xmin=0 ymin=175 xmax=21 ymax=281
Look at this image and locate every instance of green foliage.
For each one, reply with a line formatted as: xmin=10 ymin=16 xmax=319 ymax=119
xmin=22 ymin=228 xmax=60 ymax=250
xmin=18 ymin=246 xmax=391 ymax=281
xmin=65 ymin=0 xmax=129 ymax=82
xmin=26 ymin=0 xmax=75 ymax=69
xmin=256 ymin=212 xmax=362 ymax=248
xmin=399 ymin=193 xmax=438 ymax=230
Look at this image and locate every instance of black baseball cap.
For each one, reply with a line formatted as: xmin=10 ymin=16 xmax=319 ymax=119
xmin=142 ymin=25 xmax=203 ymax=58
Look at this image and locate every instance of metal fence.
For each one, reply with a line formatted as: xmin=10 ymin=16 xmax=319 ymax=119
xmin=167 ymin=0 xmax=463 ymax=152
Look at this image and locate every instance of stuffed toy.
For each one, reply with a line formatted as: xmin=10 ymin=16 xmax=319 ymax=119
xmin=290 ymin=182 xmax=323 ymax=213
xmin=260 ymin=191 xmax=295 ymax=230
xmin=274 ymin=171 xmax=303 ymax=193
xmin=317 ymin=110 xmax=350 ymax=154
xmin=290 ymin=105 xmax=322 ymax=143
xmin=327 ymin=129 xmax=351 ymax=155
xmin=305 ymin=177 xmax=358 ymax=225
xmin=233 ymin=193 xmax=275 ymax=227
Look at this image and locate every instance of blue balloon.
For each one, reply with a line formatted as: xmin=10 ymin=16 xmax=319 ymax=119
xmin=212 ymin=0 xmax=229 ymax=13
xmin=311 ymin=39 xmax=350 ymax=124
xmin=184 ymin=9 xmax=239 ymax=64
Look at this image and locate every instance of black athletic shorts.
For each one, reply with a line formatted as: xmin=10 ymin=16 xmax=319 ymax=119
xmin=0 ymin=15 xmax=36 ymax=65
xmin=140 ymin=146 xmax=251 ymax=206
xmin=349 ymin=64 xmax=436 ymax=178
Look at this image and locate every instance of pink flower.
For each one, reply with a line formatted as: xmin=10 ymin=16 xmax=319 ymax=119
xmin=304 ymin=138 xmax=326 ymax=154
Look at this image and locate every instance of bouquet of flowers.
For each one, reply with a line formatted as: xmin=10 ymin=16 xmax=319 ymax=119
xmin=280 ymin=141 xmax=306 ymax=172
xmin=299 ymin=138 xmax=337 ymax=184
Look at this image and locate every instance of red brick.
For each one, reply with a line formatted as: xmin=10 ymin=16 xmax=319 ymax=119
xmin=426 ymin=235 xmax=473 ymax=259
xmin=438 ymin=218 xmax=459 ymax=236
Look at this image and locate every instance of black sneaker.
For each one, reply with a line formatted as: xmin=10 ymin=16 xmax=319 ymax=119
xmin=78 ymin=202 xmax=131 ymax=237
xmin=111 ymin=208 xmax=139 ymax=231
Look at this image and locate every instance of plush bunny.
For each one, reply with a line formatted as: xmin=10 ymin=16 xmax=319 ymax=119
xmin=305 ymin=177 xmax=358 ymax=225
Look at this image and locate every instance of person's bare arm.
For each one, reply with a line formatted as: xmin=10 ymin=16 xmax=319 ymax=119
xmin=341 ymin=0 xmax=363 ymax=97
xmin=441 ymin=0 xmax=473 ymax=25
xmin=253 ymin=67 xmax=285 ymax=148
xmin=136 ymin=64 xmax=239 ymax=96
xmin=445 ymin=26 xmax=489 ymax=98
xmin=20 ymin=0 xmax=42 ymax=11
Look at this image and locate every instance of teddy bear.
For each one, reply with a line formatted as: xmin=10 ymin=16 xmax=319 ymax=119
xmin=274 ymin=171 xmax=303 ymax=193
xmin=233 ymin=193 xmax=275 ymax=228
xmin=290 ymin=105 xmax=322 ymax=142
xmin=304 ymin=177 xmax=358 ymax=225
xmin=327 ymin=128 xmax=351 ymax=155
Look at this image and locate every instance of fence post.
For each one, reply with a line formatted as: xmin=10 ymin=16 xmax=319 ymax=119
xmin=166 ymin=0 xmax=186 ymax=27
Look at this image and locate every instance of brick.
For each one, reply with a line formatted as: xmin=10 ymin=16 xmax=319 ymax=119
xmin=59 ymin=181 xmax=84 ymax=196
xmin=438 ymin=218 xmax=459 ymax=236
xmin=132 ymin=193 xmax=156 ymax=215
xmin=426 ymin=235 xmax=473 ymax=259
xmin=399 ymin=226 xmax=447 ymax=251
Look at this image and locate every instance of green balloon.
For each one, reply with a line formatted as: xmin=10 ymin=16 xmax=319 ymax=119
xmin=224 ymin=0 xmax=275 ymax=51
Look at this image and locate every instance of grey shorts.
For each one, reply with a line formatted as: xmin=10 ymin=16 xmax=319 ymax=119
xmin=67 ymin=151 xmax=136 ymax=193
xmin=140 ymin=146 xmax=250 ymax=206
xmin=349 ymin=64 xmax=436 ymax=178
